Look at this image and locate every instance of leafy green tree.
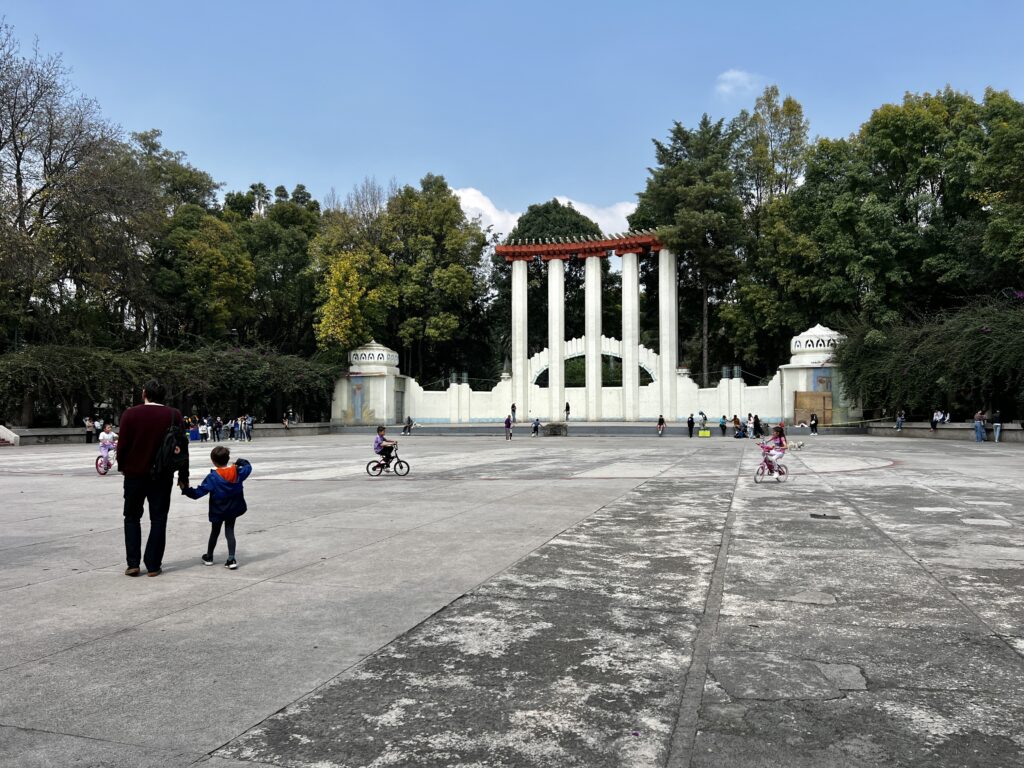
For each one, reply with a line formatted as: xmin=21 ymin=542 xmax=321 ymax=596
xmin=980 ymin=88 xmax=1024 ymax=284
xmin=631 ymin=114 xmax=745 ymax=386
xmin=385 ymin=174 xmax=489 ymax=381
xmin=156 ymin=204 xmax=255 ymax=340
xmin=133 ymin=129 xmax=220 ymax=210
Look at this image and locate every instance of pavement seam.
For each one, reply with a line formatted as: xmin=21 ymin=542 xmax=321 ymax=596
xmin=201 ymin=470 xmax=660 ymax=763
xmin=663 ymin=449 xmax=744 ymax=768
xmin=795 ymin=455 xmax=1024 ymax=663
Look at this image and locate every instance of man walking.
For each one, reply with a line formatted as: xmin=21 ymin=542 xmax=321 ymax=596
xmin=992 ymin=410 xmax=1002 ymax=443
xmin=687 ymin=414 xmax=695 ymax=438
xmin=117 ymin=379 xmax=188 ymax=577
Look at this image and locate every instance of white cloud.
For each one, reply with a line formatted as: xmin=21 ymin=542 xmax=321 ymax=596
xmin=554 ymin=196 xmax=636 ymax=236
xmin=715 ymin=68 xmax=761 ymax=99
xmin=455 ymin=188 xmax=637 ymax=240
xmin=454 ymin=187 xmax=520 ymax=240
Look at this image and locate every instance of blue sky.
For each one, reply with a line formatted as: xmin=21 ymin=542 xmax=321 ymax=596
xmin=6 ymin=1 xmax=1023 ymax=235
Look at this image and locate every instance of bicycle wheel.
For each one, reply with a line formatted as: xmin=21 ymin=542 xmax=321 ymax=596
xmin=95 ymin=456 xmax=108 ymax=476
xmin=775 ymin=463 xmax=788 ymax=482
xmin=753 ymin=465 xmax=766 ymax=484
xmin=366 ymin=460 xmax=383 ymax=477
xmin=393 ymin=459 xmax=410 ymax=476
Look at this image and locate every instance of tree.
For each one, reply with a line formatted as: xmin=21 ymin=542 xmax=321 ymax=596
xmin=230 ymin=189 xmax=321 ymax=353
xmin=0 ymin=26 xmax=177 ymax=352
xmin=980 ymin=88 xmax=1024 ymax=284
xmin=385 ymin=174 xmax=489 ymax=381
xmin=132 ymin=129 xmax=219 ymax=209
xmin=631 ymin=115 xmax=745 ymax=386
xmin=156 ymin=204 xmax=255 ymax=340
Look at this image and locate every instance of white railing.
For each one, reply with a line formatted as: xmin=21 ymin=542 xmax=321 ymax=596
xmin=0 ymin=424 xmax=21 ymax=445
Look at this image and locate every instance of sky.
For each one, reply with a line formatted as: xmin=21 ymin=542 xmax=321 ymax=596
xmin=5 ymin=0 xmax=1023 ymax=237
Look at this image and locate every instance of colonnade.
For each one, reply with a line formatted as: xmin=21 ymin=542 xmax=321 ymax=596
xmin=504 ymin=234 xmax=677 ymax=422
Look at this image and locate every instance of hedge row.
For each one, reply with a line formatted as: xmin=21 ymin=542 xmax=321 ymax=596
xmin=0 ymin=345 xmax=344 ymax=426
xmin=834 ymin=298 xmax=1024 ymax=418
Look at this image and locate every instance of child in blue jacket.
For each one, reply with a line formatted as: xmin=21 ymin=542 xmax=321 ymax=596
xmin=182 ymin=446 xmax=252 ymax=569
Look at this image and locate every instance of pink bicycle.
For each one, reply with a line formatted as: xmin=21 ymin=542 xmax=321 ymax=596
xmin=95 ymin=445 xmax=116 ymax=476
xmin=754 ymin=442 xmax=788 ymax=483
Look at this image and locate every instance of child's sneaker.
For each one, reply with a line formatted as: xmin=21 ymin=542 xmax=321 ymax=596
xmin=225 ymin=558 xmax=238 ymax=570
xmin=201 ymin=553 xmax=214 ymax=566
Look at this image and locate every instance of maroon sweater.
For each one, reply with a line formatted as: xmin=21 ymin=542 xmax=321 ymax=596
xmin=117 ymin=403 xmax=185 ymax=478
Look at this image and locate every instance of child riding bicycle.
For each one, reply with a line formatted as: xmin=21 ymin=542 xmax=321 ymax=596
xmin=98 ymin=423 xmax=118 ymax=467
xmin=761 ymin=425 xmax=788 ymax=474
xmin=373 ymin=425 xmax=397 ymax=470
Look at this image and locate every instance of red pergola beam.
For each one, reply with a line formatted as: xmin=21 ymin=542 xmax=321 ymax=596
xmin=495 ymin=231 xmax=663 ymax=262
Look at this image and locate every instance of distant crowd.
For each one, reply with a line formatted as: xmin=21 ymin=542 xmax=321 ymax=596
xmin=84 ymin=413 xmax=258 ymax=443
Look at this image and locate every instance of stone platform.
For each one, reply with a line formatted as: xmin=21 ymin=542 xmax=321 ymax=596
xmin=1 ymin=434 xmax=1022 ymax=767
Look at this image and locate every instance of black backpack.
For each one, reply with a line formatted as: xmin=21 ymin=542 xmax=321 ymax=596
xmin=151 ymin=410 xmax=190 ymax=477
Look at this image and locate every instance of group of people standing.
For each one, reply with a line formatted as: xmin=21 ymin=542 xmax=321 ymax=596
xmin=186 ymin=415 xmax=254 ymax=443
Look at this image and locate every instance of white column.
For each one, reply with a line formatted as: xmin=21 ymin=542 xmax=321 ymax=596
xmin=511 ymin=258 xmax=529 ymax=420
xmin=620 ymin=250 xmax=640 ymax=421
xmin=658 ymin=248 xmax=678 ymax=419
xmin=584 ymin=254 xmax=602 ymax=420
xmin=547 ymin=258 xmax=565 ymax=421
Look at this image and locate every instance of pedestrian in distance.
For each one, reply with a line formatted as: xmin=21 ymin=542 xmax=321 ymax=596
xmin=116 ymin=379 xmax=188 ymax=577
xmin=181 ymin=446 xmax=251 ymax=570
xmin=719 ymin=415 xmax=727 ymax=436
xmin=753 ymin=415 xmax=762 ymax=439
xmin=531 ymin=417 xmax=541 ymax=437
xmin=930 ymin=409 xmax=941 ymax=432
xmin=657 ymin=415 xmax=666 ymax=436
xmin=992 ymin=410 xmax=1002 ymax=443
xmin=510 ymin=403 xmax=517 ymax=423
xmin=84 ymin=415 xmax=95 ymax=444
xmin=687 ymin=414 xmax=695 ymax=438
xmin=564 ymin=402 xmax=570 ymax=421
xmin=809 ymin=413 xmax=819 ymax=436
xmin=747 ymin=413 xmax=754 ymax=438
xmin=504 ymin=414 xmax=513 ymax=440
xmin=894 ymin=409 xmax=905 ymax=432
xmin=973 ymin=409 xmax=986 ymax=442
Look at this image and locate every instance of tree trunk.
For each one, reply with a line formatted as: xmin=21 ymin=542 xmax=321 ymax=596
xmin=20 ymin=391 xmax=34 ymax=427
xmin=702 ymin=281 xmax=709 ymax=388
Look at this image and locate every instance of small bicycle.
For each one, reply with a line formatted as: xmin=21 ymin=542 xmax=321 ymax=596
xmin=753 ymin=442 xmax=787 ymax=484
xmin=95 ymin=446 xmax=117 ymax=476
xmin=366 ymin=446 xmax=410 ymax=477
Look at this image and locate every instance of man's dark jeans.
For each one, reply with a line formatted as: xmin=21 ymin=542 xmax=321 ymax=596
xmin=123 ymin=474 xmax=173 ymax=571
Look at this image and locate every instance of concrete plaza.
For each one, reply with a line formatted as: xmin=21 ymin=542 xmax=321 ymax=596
xmin=1 ymin=432 xmax=1023 ymax=767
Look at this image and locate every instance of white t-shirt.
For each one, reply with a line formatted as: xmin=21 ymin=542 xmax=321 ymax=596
xmin=99 ymin=431 xmax=117 ymax=444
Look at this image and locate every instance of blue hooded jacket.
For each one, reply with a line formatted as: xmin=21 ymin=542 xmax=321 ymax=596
xmin=183 ymin=458 xmax=252 ymax=523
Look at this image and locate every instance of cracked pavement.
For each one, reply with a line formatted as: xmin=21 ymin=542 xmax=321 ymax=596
xmin=1 ymin=433 xmax=1023 ymax=767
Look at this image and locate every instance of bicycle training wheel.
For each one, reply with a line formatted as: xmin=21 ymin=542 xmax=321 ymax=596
xmin=366 ymin=460 xmax=383 ymax=477
xmin=753 ymin=465 xmax=765 ymax=484
xmin=95 ymin=456 xmax=108 ymax=476
xmin=775 ymin=463 xmax=788 ymax=482
xmin=393 ymin=459 xmax=410 ymax=476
